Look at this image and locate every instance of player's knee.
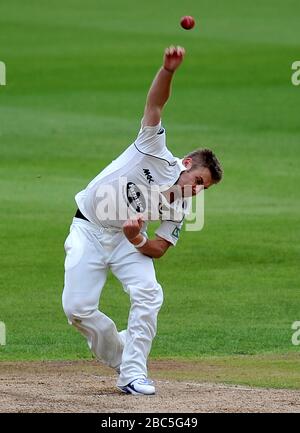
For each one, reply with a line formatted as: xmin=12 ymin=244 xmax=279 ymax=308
xmin=150 ymin=282 xmax=164 ymax=307
xmin=62 ymin=297 xmax=87 ymax=323
xmin=130 ymin=282 xmax=163 ymax=309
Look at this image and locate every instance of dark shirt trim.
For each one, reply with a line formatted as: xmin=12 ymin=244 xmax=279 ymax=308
xmin=134 ymin=142 xmax=177 ymax=167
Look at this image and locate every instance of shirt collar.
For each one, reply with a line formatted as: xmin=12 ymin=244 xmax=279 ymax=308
xmin=176 ymin=157 xmax=187 ymax=173
xmin=159 ymin=158 xmax=186 ymax=192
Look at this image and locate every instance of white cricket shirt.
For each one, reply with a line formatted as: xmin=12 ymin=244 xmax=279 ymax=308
xmin=75 ymin=120 xmax=190 ymax=245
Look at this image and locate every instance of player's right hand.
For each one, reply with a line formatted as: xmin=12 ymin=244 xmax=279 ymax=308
xmin=163 ymin=45 xmax=185 ymax=72
xmin=122 ymin=215 xmax=144 ymax=241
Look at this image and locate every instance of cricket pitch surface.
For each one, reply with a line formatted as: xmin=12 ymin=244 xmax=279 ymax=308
xmin=0 ymin=360 xmax=300 ymax=413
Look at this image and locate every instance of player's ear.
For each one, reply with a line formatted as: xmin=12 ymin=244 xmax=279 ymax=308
xmin=182 ymin=157 xmax=192 ymax=170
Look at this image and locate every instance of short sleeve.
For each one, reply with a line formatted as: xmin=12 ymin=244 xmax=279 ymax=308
xmin=155 ymin=220 xmax=184 ymax=246
xmin=134 ymin=118 xmax=167 ymax=157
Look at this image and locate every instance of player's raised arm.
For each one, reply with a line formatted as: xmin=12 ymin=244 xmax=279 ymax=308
xmin=143 ymin=46 xmax=185 ymax=127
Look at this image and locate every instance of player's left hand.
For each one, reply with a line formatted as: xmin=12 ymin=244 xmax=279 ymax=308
xmin=122 ymin=215 xmax=144 ymax=241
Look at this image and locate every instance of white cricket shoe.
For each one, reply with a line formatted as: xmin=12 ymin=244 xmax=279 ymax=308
xmin=118 ymin=378 xmax=155 ymax=395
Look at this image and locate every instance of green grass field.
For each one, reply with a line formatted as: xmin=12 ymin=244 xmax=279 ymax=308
xmin=1 ymin=0 xmax=300 ymax=388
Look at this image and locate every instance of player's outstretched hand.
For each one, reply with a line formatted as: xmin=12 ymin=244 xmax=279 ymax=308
xmin=123 ymin=215 xmax=144 ymax=241
xmin=163 ymin=45 xmax=185 ymax=72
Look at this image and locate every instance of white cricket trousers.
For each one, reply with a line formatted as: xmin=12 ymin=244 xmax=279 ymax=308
xmin=62 ymin=217 xmax=163 ymax=387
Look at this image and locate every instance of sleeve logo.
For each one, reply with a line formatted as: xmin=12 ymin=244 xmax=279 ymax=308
xmin=171 ymin=226 xmax=181 ymax=239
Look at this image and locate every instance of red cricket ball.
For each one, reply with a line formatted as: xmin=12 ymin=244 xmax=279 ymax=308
xmin=180 ymin=15 xmax=195 ymax=30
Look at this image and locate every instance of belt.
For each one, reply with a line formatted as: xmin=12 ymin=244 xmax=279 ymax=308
xmin=75 ymin=208 xmax=89 ymax=222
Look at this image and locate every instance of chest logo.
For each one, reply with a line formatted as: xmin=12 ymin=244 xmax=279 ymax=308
xmin=143 ymin=169 xmax=154 ymax=184
xmin=126 ymin=182 xmax=146 ymax=213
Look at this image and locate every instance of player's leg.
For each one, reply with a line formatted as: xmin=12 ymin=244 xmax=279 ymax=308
xmin=62 ymin=218 xmax=124 ymax=369
xmin=110 ymin=239 xmax=163 ymax=389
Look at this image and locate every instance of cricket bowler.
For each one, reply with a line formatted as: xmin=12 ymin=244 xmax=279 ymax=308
xmin=62 ymin=46 xmax=223 ymax=395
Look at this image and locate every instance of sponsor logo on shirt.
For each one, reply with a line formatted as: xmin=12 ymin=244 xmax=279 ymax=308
xmin=126 ymin=182 xmax=146 ymax=213
xmin=143 ymin=169 xmax=154 ymax=184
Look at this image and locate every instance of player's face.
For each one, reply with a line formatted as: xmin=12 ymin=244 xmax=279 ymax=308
xmin=178 ymin=164 xmax=213 ymax=197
